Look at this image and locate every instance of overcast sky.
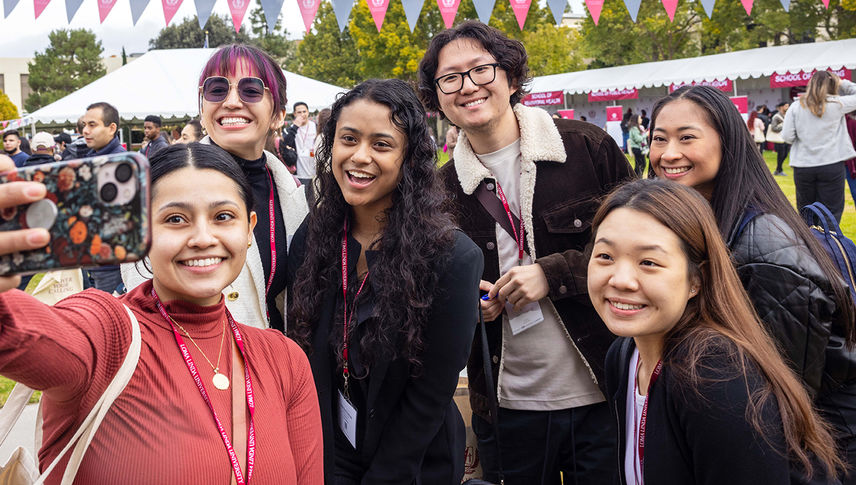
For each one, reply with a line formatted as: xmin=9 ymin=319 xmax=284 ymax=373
xmin=0 ymin=0 xmax=585 ymax=58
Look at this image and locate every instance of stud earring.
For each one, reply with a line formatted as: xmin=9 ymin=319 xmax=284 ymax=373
xmin=248 ymin=239 xmax=253 ymax=248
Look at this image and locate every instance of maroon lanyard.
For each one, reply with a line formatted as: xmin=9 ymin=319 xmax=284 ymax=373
xmin=636 ymin=359 xmax=663 ymax=481
xmin=264 ymin=168 xmax=276 ymax=298
xmin=494 ymin=181 xmax=525 ymax=266
xmin=152 ymin=288 xmax=257 ymax=484
xmin=340 ymin=221 xmax=369 ymax=400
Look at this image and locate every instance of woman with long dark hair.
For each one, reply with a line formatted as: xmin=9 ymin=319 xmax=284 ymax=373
xmin=648 ymin=84 xmax=856 ymax=483
xmin=783 ymin=70 xmax=856 ymax=222
xmin=287 ymin=79 xmax=482 ymax=484
xmin=592 ymin=179 xmax=842 ymax=484
xmin=0 ymin=144 xmax=322 ymax=483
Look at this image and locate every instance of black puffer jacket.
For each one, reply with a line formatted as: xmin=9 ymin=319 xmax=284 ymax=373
xmin=727 ymin=211 xmax=855 ymax=395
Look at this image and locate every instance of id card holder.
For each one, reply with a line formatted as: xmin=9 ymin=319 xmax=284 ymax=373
xmin=507 ymin=300 xmax=544 ymax=335
xmin=338 ymin=390 xmax=358 ymax=449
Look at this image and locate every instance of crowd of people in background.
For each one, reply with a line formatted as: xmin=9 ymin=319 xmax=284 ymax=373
xmin=1 ymin=21 xmax=856 ymax=485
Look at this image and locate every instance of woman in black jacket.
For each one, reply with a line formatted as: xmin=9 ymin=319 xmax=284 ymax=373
xmin=590 ymin=179 xmax=842 ymax=484
xmin=647 ymin=85 xmax=856 ymax=484
xmin=287 ymin=79 xmax=482 ymax=484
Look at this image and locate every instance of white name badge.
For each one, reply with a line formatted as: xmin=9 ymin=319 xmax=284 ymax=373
xmin=507 ymin=300 xmax=544 ymax=335
xmin=338 ymin=390 xmax=358 ymax=449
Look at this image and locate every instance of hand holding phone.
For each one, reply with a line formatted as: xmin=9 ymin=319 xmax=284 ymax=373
xmin=0 ymin=152 xmax=151 ymax=276
xmin=0 ymin=155 xmax=50 ymax=290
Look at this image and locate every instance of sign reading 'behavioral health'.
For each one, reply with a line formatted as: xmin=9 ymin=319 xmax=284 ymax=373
xmin=522 ymin=91 xmax=564 ymax=107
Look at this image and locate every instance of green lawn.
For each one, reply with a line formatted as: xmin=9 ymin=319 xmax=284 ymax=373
xmin=0 ymin=379 xmax=40 ymax=406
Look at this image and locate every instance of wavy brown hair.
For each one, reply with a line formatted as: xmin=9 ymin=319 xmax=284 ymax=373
xmin=593 ymin=179 xmax=843 ymax=479
xmin=288 ymin=79 xmax=455 ymax=373
xmin=802 ymin=71 xmax=840 ymax=118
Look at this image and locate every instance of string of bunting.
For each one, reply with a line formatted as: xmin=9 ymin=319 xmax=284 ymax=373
xmin=0 ymin=0 xmax=834 ymax=34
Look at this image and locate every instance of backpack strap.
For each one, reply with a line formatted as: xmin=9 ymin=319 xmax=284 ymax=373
xmin=727 ymin=208 xmax=761 ymax=246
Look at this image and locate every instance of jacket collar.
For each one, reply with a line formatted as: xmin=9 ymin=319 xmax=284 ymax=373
xmin=88 ymin=136 xmax=123 ymax=156
xmin=452 ymin=103 xmax=566 ymax=195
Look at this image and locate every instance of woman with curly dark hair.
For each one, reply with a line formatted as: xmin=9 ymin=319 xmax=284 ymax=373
xmin=287 ymin=78 xmax=483 ymax=484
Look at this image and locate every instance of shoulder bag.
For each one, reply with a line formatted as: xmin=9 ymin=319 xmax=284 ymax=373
xmin=0 ymin=304 xmax=142 ymax=485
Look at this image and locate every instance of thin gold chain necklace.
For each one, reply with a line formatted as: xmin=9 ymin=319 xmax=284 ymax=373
xmin=170 ymin=315 xmax=230 ymax=390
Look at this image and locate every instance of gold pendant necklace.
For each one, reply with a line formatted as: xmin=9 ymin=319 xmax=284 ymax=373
xmin=171 ymin=315 xmax=230 ymax=390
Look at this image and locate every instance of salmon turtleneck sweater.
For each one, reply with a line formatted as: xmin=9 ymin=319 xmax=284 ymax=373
xmin=0 ymin=280 xmax=322 ymax=484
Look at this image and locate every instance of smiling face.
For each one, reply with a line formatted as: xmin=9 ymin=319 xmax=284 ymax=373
xmin=649 ymin=99 xmax=722 ymax=200
xmin=434 ymin=38 xmax=517 ymax=142
xmin=588 ymin=207 xmax=698 ymax=349
xmin=150 ymin=166 xmax=257 ymax=306
xmin=200 ymin=61 xmax=282 ymax=160
xmin=332 ymin=99 xmax=405 ymax=218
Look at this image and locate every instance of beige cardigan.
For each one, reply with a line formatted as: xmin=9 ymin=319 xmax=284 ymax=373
xmin=121 ymin=145 xmax=309 ymax=329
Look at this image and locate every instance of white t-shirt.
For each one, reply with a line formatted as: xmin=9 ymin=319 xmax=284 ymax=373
xmin=477 ymin=139 xmax=604 ymax=411
xmin=295 ymin=121 xmax=317 ymax=178
xmin=624 ymin=348 xmax=645 ymax=485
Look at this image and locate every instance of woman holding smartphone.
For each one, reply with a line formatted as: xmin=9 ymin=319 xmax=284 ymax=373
xmin=124 ymin=44 xmax=307 ymax=332
xmin=288 ymin=79 xmax=482 ymax=484
xmin=0 ymin=144 xmax=322 ymax=483
xmin=590 ymin=179 xmax=842 ymax=484
xmin=647 ymin=85 xmax=856 ymax=483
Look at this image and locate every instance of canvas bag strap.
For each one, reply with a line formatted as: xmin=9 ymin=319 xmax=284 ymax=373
xmin=34 ymin=304 xmax=142 ymax=485
xmin=478 ymin=306 xmax=504 ymax=485
xmin=0 ymin=383 xmax=36 ymax=445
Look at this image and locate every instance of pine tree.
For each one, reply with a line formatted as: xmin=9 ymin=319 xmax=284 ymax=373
xmin=25 ymin=29 xmax=106 ymax=112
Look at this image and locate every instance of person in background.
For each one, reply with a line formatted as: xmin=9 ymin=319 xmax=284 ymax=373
xmin=291 ymin=101 xmax=316 ymax=185
xmin=768 ymin=102 xmax=790 ymax=176
xmin=628 ymin=115 xmax=647 ymax=177
xmin=18 ymin=136 xmax=31 ymax=156
xmin=418 ymin=20 xmax=634 ymax=485
xmin=640 ymin=109 xmax=650 ymax=130
xmin=748 ymin=109 xmax=765 ymax=153
xmin=783 ymin=70 xmax=856 ymax=223
xmin=3 ymin=130 xmax=29 ymax=167
xmin=593 ymin=179 xmax=843 ymax=485
xmin=142 ymin=115 xmax=169 ymax=158
xmin=844 ymin=110 xmax=856 ymax=206
xmin=621 ymin=108 xmax=634 ymax=153
xmin=649 ymin=85 xmax=856 ymax=484
xmin=82 ymin=101 xmax=126 ymax=294
xmin=54 ymin=132 xmax=71 ymax=161
xmin=313 ymin=108 xmax=331 ymax=161
xmin=289 ymin=77 xmax=481 ymax=485
xmin=0 ymin=145 xmax=323 ymax=484
xmin=22 ymin=132 xmax=56 ymax=167
xmin=178 ymin=119 xmax=204 ymax=144
xmin=61 ymin=117 xmax=89 ymax=160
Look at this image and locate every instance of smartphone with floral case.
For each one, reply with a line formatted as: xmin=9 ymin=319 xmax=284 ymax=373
xmin=0 ymin=152 xmax=150 ymax=275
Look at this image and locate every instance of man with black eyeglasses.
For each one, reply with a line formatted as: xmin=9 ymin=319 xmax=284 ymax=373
xmin=419 ymin=21 xmax=633 ymax=485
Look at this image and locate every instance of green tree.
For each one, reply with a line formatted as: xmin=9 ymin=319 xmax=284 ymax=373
xmin=25 ymin=29 xmax=106 ymax=112
xmin=0 ymin=91 xmax=19 ymax=120
xmin=248 ymin=5 xmax=298 ymax=67
xmin=522 ymin=24 xmax=585 ymax=76
xmin=149 ymin=14 xmax=251 ymax=49
xmin=294 ymin=1 xmax=361 ymax=87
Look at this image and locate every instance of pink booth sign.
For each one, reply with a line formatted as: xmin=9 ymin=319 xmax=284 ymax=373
xmin=522 ymin=91 xmax=564 ymax=107
xmin=588 ymin=88 xmax=638 ymax=103
xmin=770 ymin=68 xmax=852 ymax=88
xmin=557 ymin=109 xmax=574 ymax=120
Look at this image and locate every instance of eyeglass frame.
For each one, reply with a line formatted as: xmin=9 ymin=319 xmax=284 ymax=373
xmin=433 ymin=63 xmax=501 ymax=95
xmin=198 ymin=76 xmax=271 ymax=104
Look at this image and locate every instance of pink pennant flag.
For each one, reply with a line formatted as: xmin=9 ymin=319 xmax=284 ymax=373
xmin=661 ymin=0 xmax=677 ymax=21
xmin=227 ymin=0 xmax=250 ymax=32
xmin=585 ymin=0 xmax=604 ymax=25
xmin=509 ymin=0 xmax=530 ymax=29
xmin=98 ymin=0 xmax=117 ymax=22
xmin=161 ymin=0 xmax=183 ymax=25
xmin=33 ymin=0 xmax=50 ymax=18
xmin=821 ymin=0 xmax=828 ymax=7
xmin=367 ymin=0 xmax=389 ymax=31
xmin=740 ymin=0 xmax=752 ymax=15
xmin=1 ymin=121 xmax=8 ymax=129
xmin=297 ymin=0 xmax=320 ymax=32
xmin=437 ymin=0 xmax=461 ymax=29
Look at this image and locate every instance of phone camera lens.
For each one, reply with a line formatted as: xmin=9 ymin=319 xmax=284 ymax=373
xmin=115 ymin=162 xmax=133 ymax=183
xmin=100 ymin=183 xmax=118 ymax=203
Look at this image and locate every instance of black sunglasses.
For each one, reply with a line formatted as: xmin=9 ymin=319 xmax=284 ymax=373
xmin=200 ymin=76 xmax=270 ymax=104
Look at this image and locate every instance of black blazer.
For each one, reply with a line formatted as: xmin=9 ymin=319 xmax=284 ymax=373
xmin=604 ymin=336 xmax=798 ymax=485
xmin=288 ymin=223 xmax=483 ymax=485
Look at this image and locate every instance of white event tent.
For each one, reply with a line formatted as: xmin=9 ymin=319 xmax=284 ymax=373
xmin=530 ymin=38 xmax=856 ymax=95
xmin=26 ymin=48 xmax=346 ymax=125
